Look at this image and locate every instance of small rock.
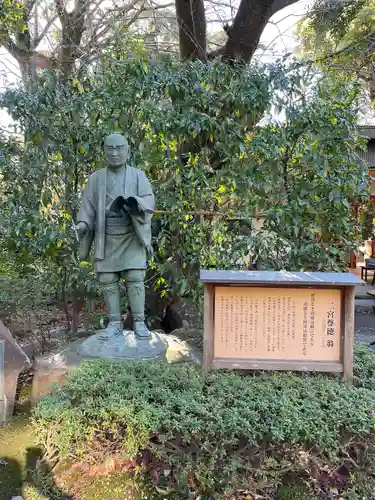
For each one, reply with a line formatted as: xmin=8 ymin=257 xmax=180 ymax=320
xmin=0 ymin=459 xmax=8 ymax=465
xmin=165 ymin=339 xmax=193 ymax=364
xmin=49 ymin=326 xmax=68 ymax=339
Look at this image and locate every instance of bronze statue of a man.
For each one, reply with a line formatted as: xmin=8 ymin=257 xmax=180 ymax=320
xmin=75 ymin=133 xmax=155 ymax=340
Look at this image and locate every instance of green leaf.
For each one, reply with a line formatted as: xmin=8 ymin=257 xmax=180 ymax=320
xmin=42 ymin=189 xmax=52 ymax=207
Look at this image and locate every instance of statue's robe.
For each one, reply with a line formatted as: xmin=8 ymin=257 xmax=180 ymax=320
xmin=77 ymin=165 xmax=154 ymax=273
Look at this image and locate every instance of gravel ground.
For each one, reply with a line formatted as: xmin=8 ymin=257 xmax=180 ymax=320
xmin=355 ymin=307 xmax=375 ymax=346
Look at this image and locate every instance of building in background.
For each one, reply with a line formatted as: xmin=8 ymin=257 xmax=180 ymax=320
xmin=349 ymin=126 xmax=375 ymax=267
xmin=358 ymin=126 xmax=375 ymax=194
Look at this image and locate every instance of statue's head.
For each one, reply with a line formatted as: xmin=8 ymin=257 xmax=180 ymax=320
xmin=104 ymin=133 xmax=130 ymax=168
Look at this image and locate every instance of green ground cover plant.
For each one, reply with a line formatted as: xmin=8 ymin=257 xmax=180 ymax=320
xmin=33 ymin=346 xmax=375 ymax=498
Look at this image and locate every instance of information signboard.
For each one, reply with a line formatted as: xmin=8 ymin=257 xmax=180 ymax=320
xmin=0 ymin=341 xmax=4 ymax=422
xmin=200 ymin=270 xmax=362 ymax=382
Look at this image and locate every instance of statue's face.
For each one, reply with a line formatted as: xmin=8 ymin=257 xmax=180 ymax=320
xmin=104 ymin=133 xmax=129 ymax=168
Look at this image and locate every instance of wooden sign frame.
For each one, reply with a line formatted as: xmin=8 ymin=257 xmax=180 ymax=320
xmin=200 ymin=270 xmax=362 ymax=383
xmin=0 ymin=341 xmax=4 ymax=423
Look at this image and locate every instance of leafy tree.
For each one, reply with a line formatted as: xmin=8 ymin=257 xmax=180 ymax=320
xmin=0 ymin=58 xmax=368 ymax=312
xmin=297 ymin=0 xmax=375 ymax=102
xmin=0 ymin=0 xmax=25 ymax=42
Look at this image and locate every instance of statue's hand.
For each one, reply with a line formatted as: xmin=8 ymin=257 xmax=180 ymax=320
xmin=75 ymin=222 xmax=88 ymax=235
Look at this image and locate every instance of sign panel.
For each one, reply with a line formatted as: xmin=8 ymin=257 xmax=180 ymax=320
xmin=214 ymin=287 xmax=341 ymax=361
xmin=0 ymin=341 xmax=4 ymax=422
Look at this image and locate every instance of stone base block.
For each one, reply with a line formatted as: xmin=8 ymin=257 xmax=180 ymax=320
xmin=77 ymin=330 xmax=166 ymax=360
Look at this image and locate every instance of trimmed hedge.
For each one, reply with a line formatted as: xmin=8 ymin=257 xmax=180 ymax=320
xmin=33 ymin=347 xmax=375 ymax=498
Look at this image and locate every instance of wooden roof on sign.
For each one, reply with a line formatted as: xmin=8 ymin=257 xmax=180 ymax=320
xmin=200 ymin=270 xmax=362 ymax=286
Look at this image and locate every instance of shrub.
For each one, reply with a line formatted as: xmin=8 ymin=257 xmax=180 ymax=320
xmin=353 ymin=343 xmax=375 ymax=390
xmin=34 ymin=349 xmax=375 ymax=498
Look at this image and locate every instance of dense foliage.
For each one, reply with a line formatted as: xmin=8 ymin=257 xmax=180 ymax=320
xmin=34 ymin=347 xmax=375 ymax=498
xmin=297 ymin=0 xmax=375 ymax=103
xmin=0 ymin=0 xmax=25 ymax=44
xmin=0 ymin=58 xmax=368 ymax=311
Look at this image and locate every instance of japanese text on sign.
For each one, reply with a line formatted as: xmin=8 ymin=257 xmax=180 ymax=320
xmin=214 ymin=287 xmax=341 ymax=362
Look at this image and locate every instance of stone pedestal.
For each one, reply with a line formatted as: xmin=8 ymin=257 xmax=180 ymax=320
xmin=77 ymin=330 xmax=167 ymax=360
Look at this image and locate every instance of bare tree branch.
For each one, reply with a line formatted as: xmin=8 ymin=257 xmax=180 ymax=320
xmin=32 ymin=14 xmax=59 ymax=49
xmin=81 ymin=0 xmax=145 ymax=56
xmin=205 ymin=0 xmax=300 ymax=62
xmin=3 ymin=0 xmax=300 ymax=81
xmin=81 ymin=0 xmax=174 ymax=61
xmin=25 ymin=0 xmax=38 ymax=16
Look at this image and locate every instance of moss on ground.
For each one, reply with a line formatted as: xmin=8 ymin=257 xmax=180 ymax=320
xmin=74 ymin=474 xmax=159 ymax=500
xmin=0 ymin=414 xmax=38 ymax=499
xmin=277 ymin=484 xmax=317 ymax=500
xmin=0 ymin=415 xmax=162 ymax=499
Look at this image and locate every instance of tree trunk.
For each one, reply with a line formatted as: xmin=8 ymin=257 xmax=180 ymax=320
xmin=222 ymin=0 xmax=272 ymax=62
xmin=71 ymin=292 xmax=84 ymax=335
xmin=222 ymin=0 xmax=300 ymax=62
xmin=61 ymin=268 xmax=71 ymax=332
xmin=205 ymin=0 xmax=300 ymax=62
xmin=175 ymin=0 xmax=207 ymax=60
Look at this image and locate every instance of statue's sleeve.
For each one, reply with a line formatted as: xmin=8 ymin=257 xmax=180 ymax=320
xmin=133 ymin=170 xmax=155 ymax=220
xmin=77 ymin=174 xmax=96 ymax=230
xmin=76 ymin=174 xmax=96 ymax=260
xmin=130 ymin=170 xmax=154 ymax=251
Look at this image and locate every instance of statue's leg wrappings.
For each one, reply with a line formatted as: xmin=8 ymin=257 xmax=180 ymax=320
xmin=98 ymin=272 xmax=122 ymax=340
xmin=123 ymin=269 xmax=150 ymax=339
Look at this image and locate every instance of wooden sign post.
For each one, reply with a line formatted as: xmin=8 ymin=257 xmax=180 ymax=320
xmin=0 ymin=342 xmax=4 ymax=423
xmin=200 ymin=270 xmax=362 ymax=383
